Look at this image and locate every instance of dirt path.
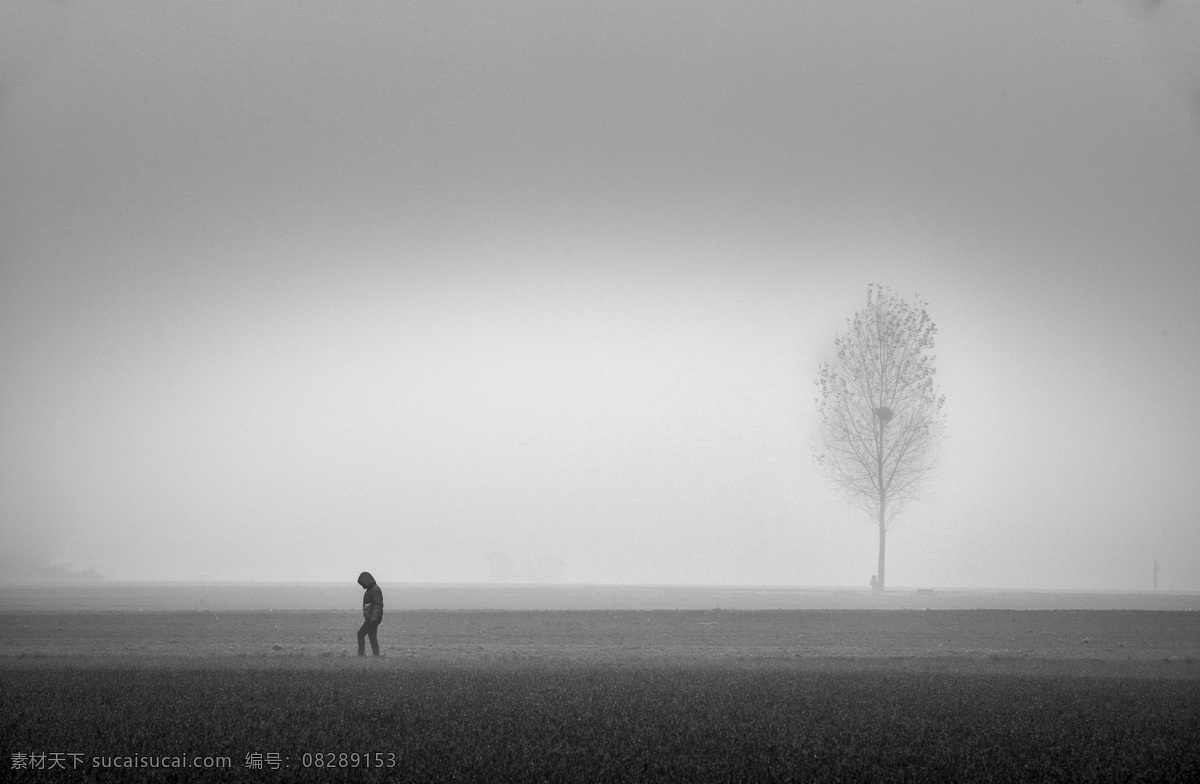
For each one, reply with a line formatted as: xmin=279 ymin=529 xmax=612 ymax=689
xmin=2 ymin=609 xmax=1197 ymax=669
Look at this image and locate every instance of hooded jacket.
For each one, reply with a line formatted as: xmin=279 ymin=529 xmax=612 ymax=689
xmin=358 ymin=572 xmax=383 ymax=624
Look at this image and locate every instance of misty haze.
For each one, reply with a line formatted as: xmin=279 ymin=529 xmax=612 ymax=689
xmin=2 ymin=1 xmax=1199 ymax=594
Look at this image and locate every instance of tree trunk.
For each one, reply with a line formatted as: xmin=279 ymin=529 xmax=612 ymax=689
xmin=877 ymin=415 xmax=887 ymax=593
xmin=877 ymin=516 xmax=886 ymax=593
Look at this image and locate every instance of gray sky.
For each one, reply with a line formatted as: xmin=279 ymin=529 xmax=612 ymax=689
xmin=2 ymin=1 xmax=1198 ymax=589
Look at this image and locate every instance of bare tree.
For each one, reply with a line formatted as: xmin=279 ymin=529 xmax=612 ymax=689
xmin=814 ymin=284 xmax=945 ymax=592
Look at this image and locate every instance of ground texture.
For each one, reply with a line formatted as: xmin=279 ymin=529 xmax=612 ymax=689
xmin=2 ymin=607 xmax=1198 ymax=782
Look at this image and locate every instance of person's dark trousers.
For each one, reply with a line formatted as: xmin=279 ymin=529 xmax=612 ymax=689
xmin=357 ymin=620 xmax=381 ymax=656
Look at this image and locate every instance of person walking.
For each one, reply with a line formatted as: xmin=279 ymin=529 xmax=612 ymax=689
xmin=357 ymin=571 xmax=384 ymax=656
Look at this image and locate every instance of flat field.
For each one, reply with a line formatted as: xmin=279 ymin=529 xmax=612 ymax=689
xmin=2 ymin=587 xmax=1198 ymax=782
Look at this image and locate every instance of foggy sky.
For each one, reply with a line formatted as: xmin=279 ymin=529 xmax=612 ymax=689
xmin=2 ymin=1 xmax=1199 ymax=590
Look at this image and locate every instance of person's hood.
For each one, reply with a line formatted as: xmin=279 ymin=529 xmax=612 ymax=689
xmin=358 ymin=571 xmax=376 ymax=589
